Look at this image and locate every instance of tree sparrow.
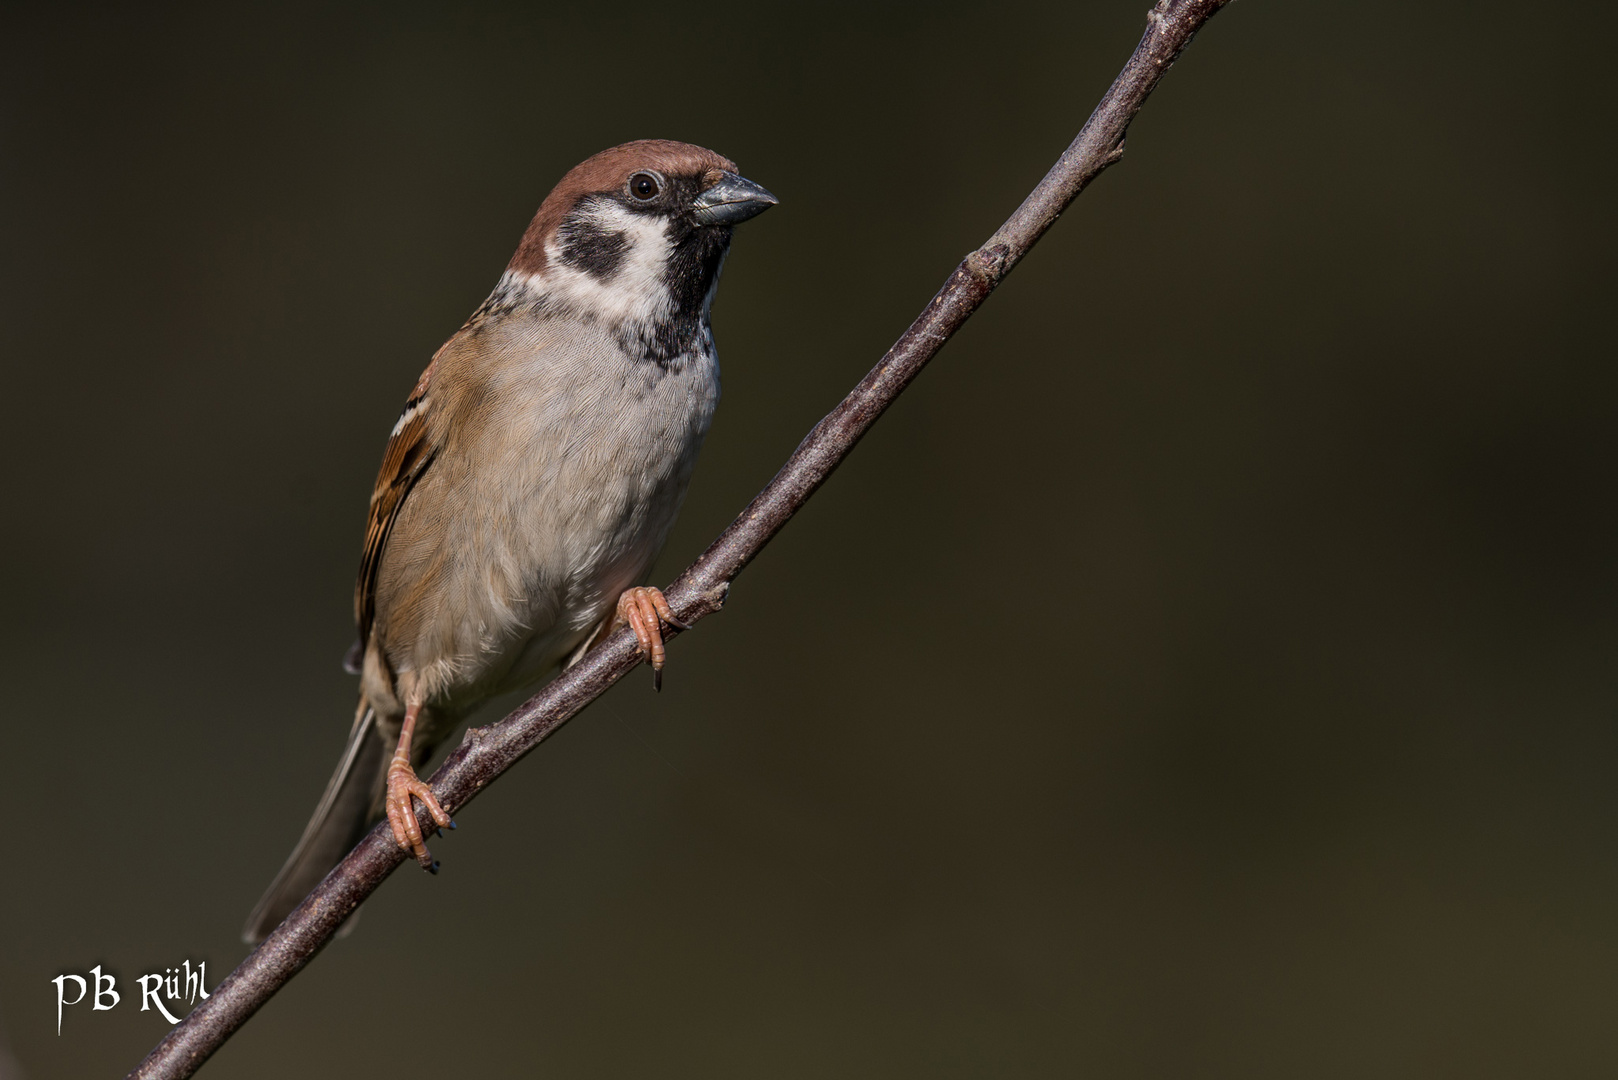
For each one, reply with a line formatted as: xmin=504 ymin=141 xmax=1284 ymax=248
xmin=244 ymin=140 xmax=776 ymax=943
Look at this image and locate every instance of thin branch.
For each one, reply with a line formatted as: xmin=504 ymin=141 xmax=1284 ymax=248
xmin=128 ymin=2 xmax=1232 ymax=1075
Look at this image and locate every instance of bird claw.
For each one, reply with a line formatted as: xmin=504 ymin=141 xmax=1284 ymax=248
xmin=384 ymin=759 xmax=452 ymax=869
xmin=617 ymin=586 xmax=682 ymax=691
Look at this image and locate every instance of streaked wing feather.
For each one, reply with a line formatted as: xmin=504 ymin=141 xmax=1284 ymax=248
xmin=355 ymin=352 xmax=443 ymax=646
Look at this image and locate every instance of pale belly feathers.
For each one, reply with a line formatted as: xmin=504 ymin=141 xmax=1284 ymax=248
xmin=368 ymin=311 xmax=719 ymax=718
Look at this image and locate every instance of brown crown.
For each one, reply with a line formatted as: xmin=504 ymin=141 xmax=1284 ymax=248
xmin=507 ymin=140 xmax=738 ymax=276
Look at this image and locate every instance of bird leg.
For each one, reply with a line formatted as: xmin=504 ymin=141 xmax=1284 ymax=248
xmin=384 ymin=702 xmax=453 ymax=871
xmin=616 ymin=586 xmax=688 ymax=691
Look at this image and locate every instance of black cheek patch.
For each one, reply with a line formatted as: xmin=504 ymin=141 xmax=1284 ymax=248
xmin=558 ymin=214 xmax=630 ymax=280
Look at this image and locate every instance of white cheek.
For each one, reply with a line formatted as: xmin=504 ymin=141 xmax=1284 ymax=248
xmin=540 ymin=204 xmax=673 ymax=325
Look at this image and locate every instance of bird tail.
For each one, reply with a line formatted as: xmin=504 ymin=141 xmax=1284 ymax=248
xmin=242 ymin=703 xmax=388 ymax=944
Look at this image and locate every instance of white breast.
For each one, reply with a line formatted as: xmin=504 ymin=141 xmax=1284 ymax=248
xmin=404 ymin=310 xmax=720 ymax=712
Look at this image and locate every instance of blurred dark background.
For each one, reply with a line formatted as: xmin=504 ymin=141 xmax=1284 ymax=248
xmin=3 ymin=1 xmax=1616 ymax=1076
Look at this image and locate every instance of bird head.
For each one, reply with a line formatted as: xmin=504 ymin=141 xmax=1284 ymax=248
xmin=506 ymin=140 xmax=776 ymax=331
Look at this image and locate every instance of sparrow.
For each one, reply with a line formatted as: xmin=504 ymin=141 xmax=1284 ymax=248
xmin=243 ymin=140 xmax=776 ymax=944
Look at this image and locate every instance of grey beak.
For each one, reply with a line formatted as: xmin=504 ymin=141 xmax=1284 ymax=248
xmin=691 ymin=172 xmax=778 ymax=226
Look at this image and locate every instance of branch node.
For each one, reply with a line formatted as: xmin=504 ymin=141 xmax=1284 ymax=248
xmin=965 ymin=243 xmax=1010 ymax=284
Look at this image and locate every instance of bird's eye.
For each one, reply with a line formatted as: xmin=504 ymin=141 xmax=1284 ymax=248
xmin=629 ymin=172 xmax=661 ymax=201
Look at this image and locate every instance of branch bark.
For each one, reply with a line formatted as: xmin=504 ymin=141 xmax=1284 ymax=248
xmin=128 ymin=2 xmax=1232 ymax=1074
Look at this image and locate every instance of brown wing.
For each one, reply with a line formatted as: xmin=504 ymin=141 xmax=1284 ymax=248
xmin=354 ymin=352 xmax=443 ymax=649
